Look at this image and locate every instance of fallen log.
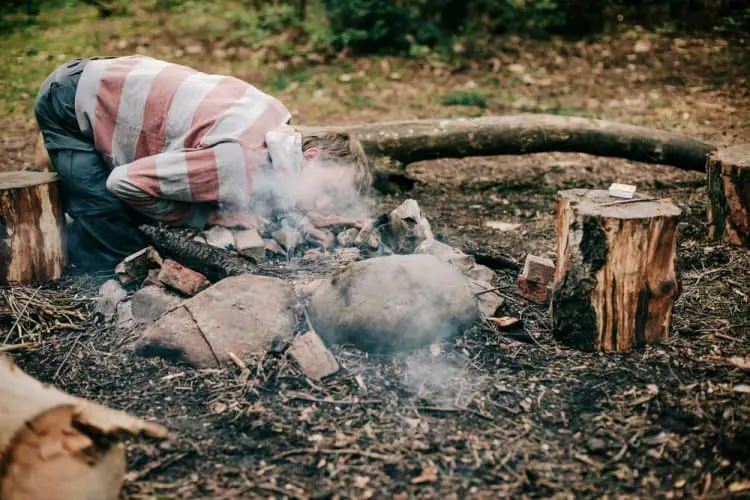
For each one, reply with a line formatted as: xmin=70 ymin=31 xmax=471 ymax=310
xmin=299 ymin=114 xmax=716 ymax=171
xmin=706 ymin=144 xmax=750 ymax=246
xmin=139 ymin=225 xmax=256 ymax=282
xmin=551 ymin=189 xmax=681 ymax=352
xmin=0 ymin=355 xmax=168 ymax=499
xmin=0 ymin=172 xmax=67 ymax=284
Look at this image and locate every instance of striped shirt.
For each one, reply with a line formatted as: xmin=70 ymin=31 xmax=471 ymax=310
xmin=74 ymin=55 xmax=292 ymax=226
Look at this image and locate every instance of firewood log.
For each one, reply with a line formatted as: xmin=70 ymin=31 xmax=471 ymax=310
xmin=139 ymin=225 xmax=256 ymax=282
xmin=299 ymin=114 xmax=715 ymax=170
xmin=0 ymin=172 xmax=66 ymax=284
xmin=706 ymin=144 xmax=750 ymax=246
xmin=551 ymin=189 xmax=681 ymax=351
xmin=0 ymin=355 xmax=168 ymax=499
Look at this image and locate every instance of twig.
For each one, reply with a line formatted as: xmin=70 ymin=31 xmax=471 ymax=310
xmin=124 ymin=452 xmax=189 ymax=482
xmin=54 ymin=331 xmax=87 ymax=380
xmin=416 ymin=405 xmax=495 ymax=422
xmin=3 ymin=285 xmax=42 ymax=344
xmin=272 ymin=447 xmax=396 ymax=462
xmin=597 ymin=197 xmax=658 ymax=207
xmin=0 ymin=342 xmax=37 ymax=353
xmin=475 ymin=286 xmax=503 ymax=297
xmin=285 ymin=391 xmax=382 ymax=405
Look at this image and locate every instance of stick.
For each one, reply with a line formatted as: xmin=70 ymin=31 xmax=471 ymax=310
xmin=272 ymin=447 xmax=396 ymax=462
xmin=597 ymin=197 xmax=658 ymax=207
xmin=3 ymin=285 xmax=42 ymax=344
xmin=475 ymin=286 xmax=503 ymax=297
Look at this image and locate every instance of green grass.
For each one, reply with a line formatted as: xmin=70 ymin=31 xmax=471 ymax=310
xmin=440 ymin=90 xmax=487 ymax=109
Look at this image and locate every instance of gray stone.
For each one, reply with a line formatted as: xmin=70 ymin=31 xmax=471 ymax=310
xmin=233 ymin=229 xmax=265 ymax=260
xmin=131 ymin=285 xmax=183 ymax=324
xmin=204 ymin=226 xmax=235 ymax=250
xmin=135 ymin=275 xmax=297 ymax=368
xmin=273 ymin=227 xmax=303 ymax=252
xmin=289 ymin=331 xmax=339 ymax=379
xmin=336 ymin=227 xmax=359 ymax=247
xmin=309 ymin=254 xmax=480 ymax=353
xmin=96 ymin=279 xmax=127 ymax=321
xmin=387 ymin=199 xmax=434 ymax=254
xmin=414 ymin=239 xmax=475 ymax=269
xmin=115 ymin=300 xmax=135 ymax=330
xmin=471 ymin=281 xmax=504 ymax=318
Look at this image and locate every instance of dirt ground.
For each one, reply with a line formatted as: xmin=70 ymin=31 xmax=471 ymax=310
xmin=1 ymin=24 xmax=749 ymax=499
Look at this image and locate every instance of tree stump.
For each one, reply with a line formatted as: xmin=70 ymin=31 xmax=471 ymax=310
xmin=0 ymin=172 xmax=66 ymax=284
xmin=706 ymin=144 xmax=750 ymax=246
xmin=551 ymin=189 xmax=682 ymax=352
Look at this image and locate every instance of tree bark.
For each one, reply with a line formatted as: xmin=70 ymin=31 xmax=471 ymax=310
xmin=139 ymin=225 xmax=256 ymax=282
xmin=0 ymin=355 xmax=168 ymax=500
xmin=551 ymin=189 xmax=681 ymax=352
xmin=706 ymin=144 xmax=750 ymax=246
xmin=299 ymin=114 xmax=716 ymax=171
xmin=0 ymin=172 xmax=66 ymax=284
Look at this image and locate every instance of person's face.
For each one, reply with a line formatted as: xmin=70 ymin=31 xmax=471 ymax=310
xmin=293 ymin=149 xmax=358 ymax=213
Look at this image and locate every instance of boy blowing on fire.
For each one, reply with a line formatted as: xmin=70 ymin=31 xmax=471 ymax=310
xmin=34 ymin=56 xmax=371 ymax=271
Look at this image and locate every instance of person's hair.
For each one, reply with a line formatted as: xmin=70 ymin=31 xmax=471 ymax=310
xmin=301 ymin=131 xmax=372 ymax=195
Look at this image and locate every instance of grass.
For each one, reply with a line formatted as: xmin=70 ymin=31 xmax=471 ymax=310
xmin=441 ymin=90 xmax=487 ymax=109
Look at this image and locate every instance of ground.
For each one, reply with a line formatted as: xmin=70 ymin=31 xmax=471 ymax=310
xmin=1 ymin=3 xmax=749 ymax=498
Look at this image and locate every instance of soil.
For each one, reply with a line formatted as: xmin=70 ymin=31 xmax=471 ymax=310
xmin=2 ymin=31 xmax=749 ymax=499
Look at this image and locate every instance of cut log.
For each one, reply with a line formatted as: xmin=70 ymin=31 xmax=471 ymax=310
xmin=551 ymin=189 xmax=681 ymax=352
xmin=139 ymin=225 xmax=256 ymax=282
xmin=298 ymin=114 xmax=716 ymax=171
xmin=0 ymin=172 xmax=66 ymax=284
xmin=0 ymin=355 xmax=168 ymax=500
xmin=706 ymin=144 xmax=750 ymax=246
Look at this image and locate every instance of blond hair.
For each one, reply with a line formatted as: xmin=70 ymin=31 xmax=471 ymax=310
xmin=301 ymin=131 xmax=372 ymax=195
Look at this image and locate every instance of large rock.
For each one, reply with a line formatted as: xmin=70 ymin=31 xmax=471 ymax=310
xmin=130 ymin=285 xmax=183 ymax=324
xmin=95 ymin=279 xmax=127 ymax=321
xmin=135 ymin=275 xmax=297 ymax=367
xmin=309 ymin=254 xmax=480 ymax=353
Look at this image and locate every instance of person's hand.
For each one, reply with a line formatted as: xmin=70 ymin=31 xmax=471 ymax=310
xmin=206 ymin=210 xmax=259 ymax=230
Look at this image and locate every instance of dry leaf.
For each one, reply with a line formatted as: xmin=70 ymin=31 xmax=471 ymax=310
xmin=490 ymin=316 xmax=521 ymax=329
xmin=732 ymin=385 xmax=750 ymax=394
xmin=411 ymin=466 xmax=438 ymax=484
xmin=729 ymin=481 xmax=750 ymax=493
xmin=729 ymin=356 xmax=750 ymax=370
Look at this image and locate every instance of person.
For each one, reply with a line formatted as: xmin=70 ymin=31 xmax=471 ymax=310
xmin=34 ymin=55 xmax=371 ymax=272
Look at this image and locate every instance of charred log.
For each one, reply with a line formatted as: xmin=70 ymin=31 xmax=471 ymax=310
xmin=139 ymin=225 xmax=256 ymax=282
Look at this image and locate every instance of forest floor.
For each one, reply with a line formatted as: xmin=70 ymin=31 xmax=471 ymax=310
xmin=1 ymin=3 xmax=749 ymax=498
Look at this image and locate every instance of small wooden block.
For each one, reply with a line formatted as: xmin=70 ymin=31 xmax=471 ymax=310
xmin=608 ymin=183 xmax=637 ymax=199
xmin=273 ymin=227 xmax=303 ymax=252
xmin=288 ymin=331 xmax=339 ymax=380
xmin=232 ymin=229 xmax=265 ymax=261
xmin=521 ymin=254 xmax=555 ymax=285
xmin=115 ymin=246 xmax=163 ymax=286
xmin=157 ymin=259 xmax=211 ymax=297
xmin=264 ymin=238 xmax=286 ymax=256
xmin=515 ymin=275 xmax=551 ymax=304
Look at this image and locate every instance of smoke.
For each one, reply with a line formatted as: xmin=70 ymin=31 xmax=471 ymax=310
xmin=221 ymin=151 xmax=373 ymax=235
xmin=400 ymin=350 xmax=477 ymax=408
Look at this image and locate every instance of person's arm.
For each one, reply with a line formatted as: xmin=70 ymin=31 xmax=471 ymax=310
xmin=106 ymin=143 xmax=254 ymax=229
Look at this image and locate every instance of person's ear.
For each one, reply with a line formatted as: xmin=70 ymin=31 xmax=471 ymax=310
xmin=303 ymin=147 xmax=319 ymax=161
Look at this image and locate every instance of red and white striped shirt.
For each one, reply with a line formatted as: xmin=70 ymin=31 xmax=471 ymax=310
xmin=74 ymin=55 xmax=292 ymax=226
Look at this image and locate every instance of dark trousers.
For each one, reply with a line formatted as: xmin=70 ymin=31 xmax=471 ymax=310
xmin=34 ymin=58 xmax=147 ymax=272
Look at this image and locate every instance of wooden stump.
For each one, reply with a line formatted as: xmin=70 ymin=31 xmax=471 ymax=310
xmin=0 ymin=172 xmax=66 ymax=284
xmin=0 ymin=355 xmax=168 ymax=499
xmin=706 ymin=144 xmax=750 ymax=246
xmin=551 ymin=189 xmax=682 ymax=352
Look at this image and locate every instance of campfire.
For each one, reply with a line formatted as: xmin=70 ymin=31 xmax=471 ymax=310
xmin=99 ymin=198 xmax=515 ymax=375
